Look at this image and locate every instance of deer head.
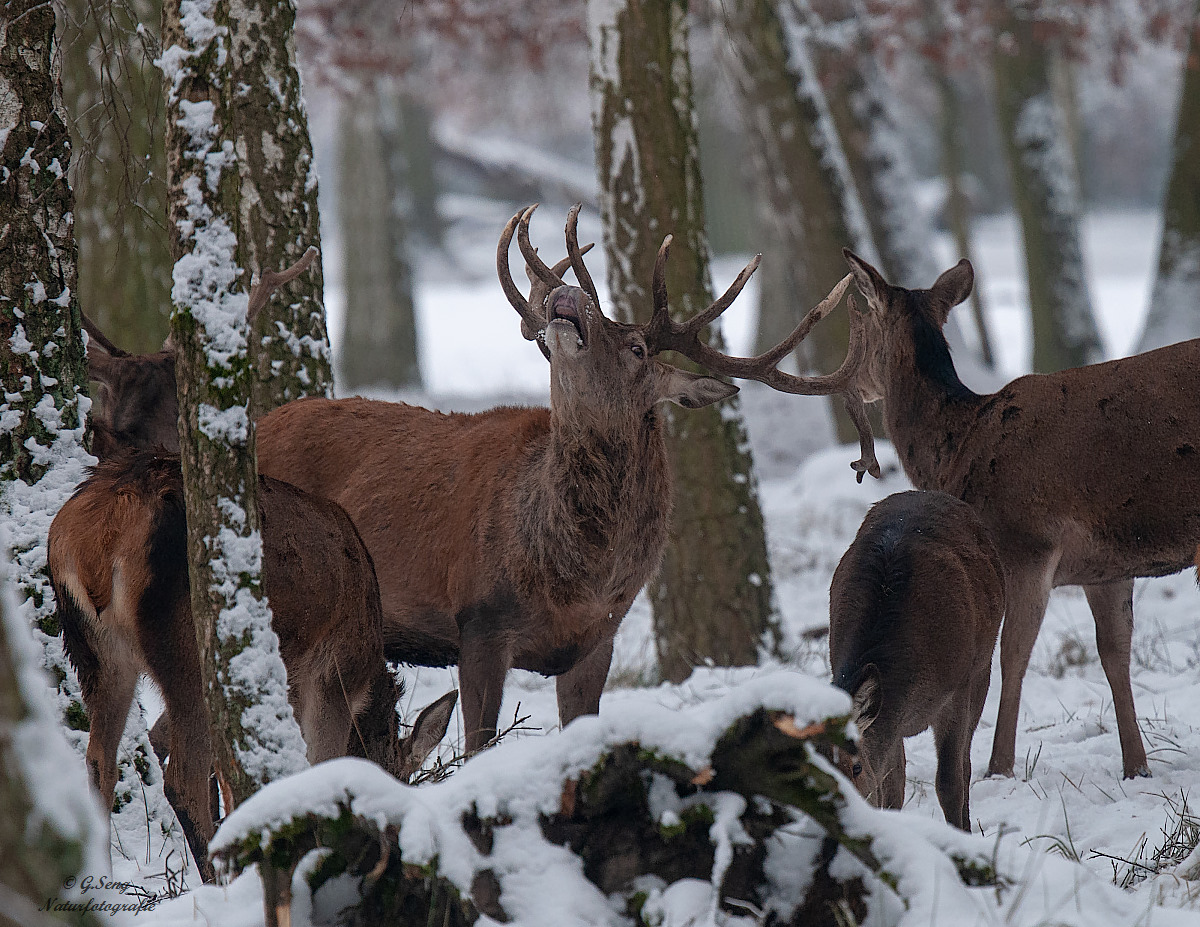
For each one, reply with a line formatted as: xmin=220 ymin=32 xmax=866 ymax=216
xmin=498 ymin=206 xmax=878 ymax=476
xmin=842 ymin=249 xmax=975 ymax=404
xmin=498 ymin=205 xmax=739 ymax=432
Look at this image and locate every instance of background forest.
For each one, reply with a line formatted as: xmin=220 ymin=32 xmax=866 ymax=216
xmin=5 ymin=0 xmax=1200 ymax=925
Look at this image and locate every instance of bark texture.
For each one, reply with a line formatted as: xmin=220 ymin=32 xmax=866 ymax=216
xmin=61 ymin=0 xmax=172 ymax=354
xmin=1139 ymin=5 xmax=1200 ymax=352
xmin=992 ymin=0 xmax=1102 ymax=372
xmin=0 ymin=6 xmax=99 ymax=920
xmin=227 ymin=0 xmax=333 ymax=410
xmin=161 ymin=0 xmax=306 ymax=808
xmin=338 ymin=86 xmax=421 ymax=392
xmin=712 ymin=0 xmax=873 ymax=443
xmin=589 ymin=0 xmax=779 ymax=683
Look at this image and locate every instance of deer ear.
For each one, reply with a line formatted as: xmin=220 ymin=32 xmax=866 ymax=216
xmin=658 ymin=366 xmax=739 ymax=409
xmin=401 ymin=690 xmax=457 ymax=778
xmin=843 ymin=249 xmax=888 ymax=308
xmin=930 ymin=259 xmax=974 ymax=311
xmin=850 ymin=665 xmax=882 ymax=733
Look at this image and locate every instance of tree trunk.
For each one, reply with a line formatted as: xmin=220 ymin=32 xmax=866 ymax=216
xmin=1 ymin=551 xmax=101 ymax=927
xmin=1139 ymin=5 xmax=1200 ymax=352
xmin=712 ymin=0 xmax=874 ymax=443
xmin=161 ymin=0 xmax=307 ymax=808
xmin=227 ymin=0 xmax=333 ymax=410
xmin=589 ymin=0 xmax=780 ymax=683
xmin=991 ymin=0 xmax=1103 ymax=372
xmin=0 ymin=0 xmax=93 ymax=725
xmin=60 ymin=0 xmax=172 ymax=354
xmin=339 ymin=86 xmax=422 ymax=392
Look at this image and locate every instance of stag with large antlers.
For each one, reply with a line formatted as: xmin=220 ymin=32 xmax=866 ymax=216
xmin=253 ymin=206 xmax=869 ymax=752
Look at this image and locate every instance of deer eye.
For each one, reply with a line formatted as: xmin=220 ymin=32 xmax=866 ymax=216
xmin=631 ymin=343 xmax=645 ymax=359
xmin=852 ymin=763 xmax=863 ymax=777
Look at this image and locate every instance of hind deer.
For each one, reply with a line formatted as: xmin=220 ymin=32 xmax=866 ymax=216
xmin=49 ymin=447 xmax=458 ymax=881
xmin=842 ymin=252 xmax=1200 ymax=780
xmin=253 ymin=205 xmax=875 ymax=753
xmin=829 ymin=490 xmax=1005 ymax=829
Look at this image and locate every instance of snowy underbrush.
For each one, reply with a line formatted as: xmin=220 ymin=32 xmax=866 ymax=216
xmin=133 ymin=668 xmax=1192 ymax=927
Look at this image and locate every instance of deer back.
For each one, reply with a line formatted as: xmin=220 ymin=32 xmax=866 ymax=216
xmin=845 ymin=252 xmax=1200 ymax=586
xmin=829 ymin=490 xmax=1005 ymax=740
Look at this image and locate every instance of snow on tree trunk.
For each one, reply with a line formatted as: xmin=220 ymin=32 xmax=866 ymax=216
xmin=1139 ymin=8 xmax=1200 ymax=353
xmin=0 ymin=0 xmax=94 ymax=743
xmin=1 ymin=545 xmax=104 ymax=926
xmin=338 ymin=85 xmax=421 ymax=392
xmin=61 ymin=0 xmax=173 ymax=354
xmin=711 ymin=0 xmax=876 ymax=444
xmin=227 ymin=0 xmax=333 ymax=411
xmin=1 ymin=1 xmax=193 ymax=879
xmin=160 ymin=0 xmax=307 ymax=807
xmin=992 ymin=1 xmax=1103 ymax=372
xmin=589 ymin=0 xmax=780 ymax=683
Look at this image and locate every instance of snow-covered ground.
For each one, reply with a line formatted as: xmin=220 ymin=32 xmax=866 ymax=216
xmin=84 ymin=205 xmax=1200 ymax=923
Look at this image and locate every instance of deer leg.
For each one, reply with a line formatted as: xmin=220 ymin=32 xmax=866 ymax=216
xmin=1084 ymin=579 xmax=1150 ymax=779
xmin=879 ymin=739 xmax=906 ymax=811
xmin=555 ymin=634 xmax=615 ymax=728
xmin=933 ymin=706 xmax=972 ymax=831
xmin=987 ymin=556 xmax=1056 ymax=778
xmin=456 ymin=603 xmax=514 ymax=755
xmin=298 ymin=667 xmax=359 ymax=765
xmin=78 ymin=634 xmax=139 ymax=870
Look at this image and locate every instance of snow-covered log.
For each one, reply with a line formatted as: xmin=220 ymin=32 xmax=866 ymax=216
xmin=209 ymin=671 xmax=1195 ymax=927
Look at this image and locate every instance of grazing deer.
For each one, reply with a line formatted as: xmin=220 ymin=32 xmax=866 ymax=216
xmin=49 ymin=448 xmax=458 ymax=882
xmin=842 ymin=251 xmax=1200 ymax=780
xmin=254 ymin=205 xmax=874 ymax=753
xmin=829 ymin=490 xmax=1004 ymax=830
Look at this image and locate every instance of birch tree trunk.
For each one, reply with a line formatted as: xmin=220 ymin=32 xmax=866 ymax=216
xmin=161 ymin=0 xmax=307 ymax=810
xmin=0 ymin=0 xmax=94 ymax=735
xmin=227 ymin=0 xmax=333 ymax=410
xmin=1138 ymin=4 xmax=1200 ymax=352
xmin=61 ymin=0 xmax=172 ymax=354
xmin=339 ymin=86 xmax=421 ymax=392
xmin=711 ymin=0 xmax=875 ymax=443
xmin=992 ymin=0 xmax=1103 ymax=372
xmin=589 ymin=0 xmax=780 ymax=682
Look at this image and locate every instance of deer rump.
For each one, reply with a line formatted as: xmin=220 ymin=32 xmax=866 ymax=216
xmin=255 ymin=396 xmax=664 ymax=675
xmin=49 ymin=451 xmax=407 ymax=878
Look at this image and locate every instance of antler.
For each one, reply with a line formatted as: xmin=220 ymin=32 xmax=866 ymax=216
xmin=246 ymin=246 xmax=319 ymax=329
xmin=643 ymin=237 xmax=864 ymax=396
xmin=496 ymin=205 xmax=593 ymax=361
xmin=564 ymin=203 xmax=600 ymax=306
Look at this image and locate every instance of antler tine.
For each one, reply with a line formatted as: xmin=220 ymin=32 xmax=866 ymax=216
xmin=842 ymin=375 xmax=881 ymax=483
xmin=516 ymin=205 xmax=567 ymax=289
xmin=564 ymin=203 xmax=600 ymax=306
xmin=497 ymin=208 xmax=550 ymax=351
xmin=246 ymin=246 xmax=319 ymax=329
xmin=653 ymin=269 xmax=867 ymax=397
xmin=643 ymin=235 xmax=675 ymax=351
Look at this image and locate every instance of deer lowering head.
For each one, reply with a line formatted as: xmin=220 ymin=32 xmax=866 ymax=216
xmin=829 ymin=490 xmax=1004 ymax=830
xmin=257 ymin=206 xmax=870 ymax=754
xmin=841 ymin=249 xmax=1200 ymax=781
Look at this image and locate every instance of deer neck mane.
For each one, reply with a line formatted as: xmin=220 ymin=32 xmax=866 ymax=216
xmin=517 ymin=408 xmax=671 ymax=604
xmin=885 ymin=312 xmax=984 ymax=491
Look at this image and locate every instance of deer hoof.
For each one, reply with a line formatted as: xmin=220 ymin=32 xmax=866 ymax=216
xmin=1124 ymin=764 xmax=1152 ymax=779
xmin=985 ymin=764 xmax=1015 ymax=779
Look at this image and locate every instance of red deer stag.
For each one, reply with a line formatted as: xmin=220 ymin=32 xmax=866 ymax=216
xmin=829 ymin=490 xmax=1004 ymax=829
xmin=49 ymin=449 xmax=458 ymax=881
xmin=842 ymin=252 xmax=1200 ymax=780
xmin=254 ymin=205 xmax=875 ymax=753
